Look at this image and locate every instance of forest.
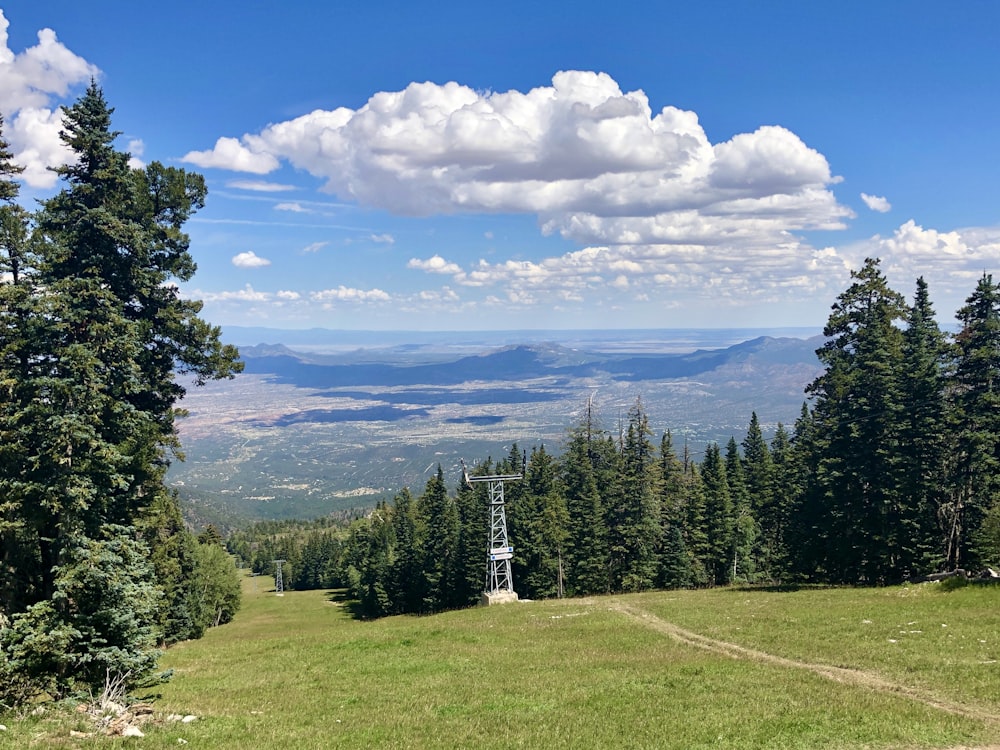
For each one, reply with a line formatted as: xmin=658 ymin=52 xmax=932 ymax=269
xmin=229 ymin=260 xmax=1000 ymax=619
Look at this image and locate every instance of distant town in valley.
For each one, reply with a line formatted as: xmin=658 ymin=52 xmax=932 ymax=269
xmin=170 ymin=327 xmax=823 ymax=527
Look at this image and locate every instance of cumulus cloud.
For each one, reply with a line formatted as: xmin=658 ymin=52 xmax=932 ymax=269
xmin=232 ymin=251 xmax=272 ymax=268
xmin=861 ymin=193 xmax=891 ymax=213
xmin=0 ymin=11 xmax=98 ymax=187
xmin=189 ymin=71 xmax=849 ymax=251
xmin=408 ymin=255 xmax=463 ymax=275
xmin=311 ymin=286 xmax=391 ymax=302
xmin=182 ymin=136 xmax=279 ymax=174
xmin=198 ymin=284 xmax=272 ymax=303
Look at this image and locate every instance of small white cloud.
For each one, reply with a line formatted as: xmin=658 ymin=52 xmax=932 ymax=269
xmin=182 ymin=136 xmax=279 ymax=174
xmin=126 ymin=138 xmax=145 ymax=169
xmin=275 ymin=202 xmax=307 ymax=213
xmin=370 ymin=233 xmax=395 ymax=244
xmin=861 ymin=193 xmax=892 ymax=213
xmin=199 ymin=284 xmax=271 ymax=302
xmin=276 ymin=290 xmax=301 ymax=300
xmin=227 ymin=179 xmax=296 ymax=192
xmin=311 ymin=286 xmax=391 ymax=302
xmin=301 ymin=241 xmax=329 ymax=254
xmin=232 ymin=251 xmax=271 ymax=268
xmin=408 ymin=255 xmax=462 ymax=274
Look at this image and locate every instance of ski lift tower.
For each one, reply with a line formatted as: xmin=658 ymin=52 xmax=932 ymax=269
xmin=272 ymin=559 xmax=286 ymax=597
xmin=463 ymin=461 xmax=522 ymax=606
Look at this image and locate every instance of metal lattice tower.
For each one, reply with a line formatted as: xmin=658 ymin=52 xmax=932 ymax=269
xmin=463 ymin=462 xmax=522 ymax=604
xmin=272 ymin=559 xmax=286 ymax=596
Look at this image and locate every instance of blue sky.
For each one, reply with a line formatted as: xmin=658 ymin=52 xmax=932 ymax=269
xmin=2 ymin=1 xmax=998 ymax=331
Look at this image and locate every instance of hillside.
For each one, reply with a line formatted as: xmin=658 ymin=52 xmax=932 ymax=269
xmin=169 ymin=331 xmax=824 ymax=526
xmin=6 ymin=579 xmax=995 ymax=748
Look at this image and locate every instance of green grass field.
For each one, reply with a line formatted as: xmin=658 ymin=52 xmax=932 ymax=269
xmin=3 ymin=577 xmax=999 ymax=749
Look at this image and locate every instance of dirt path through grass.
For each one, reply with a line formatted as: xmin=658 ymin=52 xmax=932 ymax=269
xmin=612 ymin=601 xmax=1000 ymax=730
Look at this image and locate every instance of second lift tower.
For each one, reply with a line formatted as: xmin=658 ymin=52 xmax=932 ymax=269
xmin=464 ymin=463 xmax=522 ymax=606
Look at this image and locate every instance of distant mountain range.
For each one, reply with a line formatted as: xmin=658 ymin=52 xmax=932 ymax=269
xmin=171 ymin=330 xmax=824 ymax=527
xmin=238 ymin=335 xmax=823 ymax=388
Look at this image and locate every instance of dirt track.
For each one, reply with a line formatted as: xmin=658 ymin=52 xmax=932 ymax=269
xmin=612 ymin=601 xmax=1000 ymax=734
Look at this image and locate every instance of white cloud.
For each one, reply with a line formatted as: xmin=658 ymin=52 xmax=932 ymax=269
xmin=408 ymin=255 xmax=463 ymax=275
xmin=232 ymin=251 xmax=272 ymax=268
xmin=369 ymin=233 xmax=395 ymax=244
xmin=227 ymin=179 xmax=297 ymax=192
xmin=275 ymin=202 xmax=307 ymax=213
xmin=198 ymin=284 xmax=272 ymax=302
xmin=0 ymin=11 xmax=100 ymax=188
xmin=311 ymin=286 xmax=391 ymax=302
xmin=301 ymin=241 xmax=329 ymax=253
xmin=182 ymin=136 xmax=279 ymax=174
xmin=126 ymin=138 xmax=145 ymax=169
xmin=196 ymin=71 xmax=848 ymax=256
xmin=861 ymin=193 xmax=891 ymax=213
xmin=276 ymin=290 xmax=301 ymax=300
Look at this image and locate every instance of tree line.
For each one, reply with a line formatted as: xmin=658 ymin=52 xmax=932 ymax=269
xmin=0 ymin=86 xmax=242 ymax=708
xmin=232 ymin=260 xmax=1000 ymax=618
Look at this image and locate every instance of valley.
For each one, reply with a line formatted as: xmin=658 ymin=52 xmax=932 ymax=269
xmin=169 ymin=328 xmax=823 ymax=526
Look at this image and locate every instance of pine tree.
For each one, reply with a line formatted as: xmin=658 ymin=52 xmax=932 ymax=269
xmin=726 ymin=437 xmax=757 ymax=582
xmin=518 ymin=445 xmax=569 ymax=598
xmin=417 ymin=466 xmax=459 ymax=612
xmin=607 ymin=398 xmax=661 ymax=592
xmin=742 ymin=413 xmax=776 ymax=578
xmin=389 ymin=488 xmax=425 ymax=613
xmin=0 ymin=85 xmax=242 ymax=700
xmin=806 ymin=258 xmax=907 ymax=582
xmin=948 ymin=273 xmax=1000 ymax=569
xmin=560 ymin=406 xmax=610 ymax=595
xmin=700 ymin=443 xmax=733 ymax=585
xmin=658 ymin=431 xmax=694 ymax=587
xmin=766 ymin=422 xmax=796 ymax=578
xmin=898 ymin=277 xmax=950 ymax=573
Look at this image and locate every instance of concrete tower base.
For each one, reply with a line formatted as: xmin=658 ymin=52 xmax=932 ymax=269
xmin=481 ymin=590 xmax=519 ymax=606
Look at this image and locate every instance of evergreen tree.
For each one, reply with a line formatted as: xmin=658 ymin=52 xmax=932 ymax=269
xmin=0 ymin=86 xmax=241 ymax=701
xmin=560 ymin=405 xmax=610 ymax=595
xmin=766 ymin=422 xmax=796 ymax=578
xmin=898 ymin=277 xmax=950 ymax=573
xmin=806 ymin=258 xmax=907 ymax=582
xmin=742 ymin=413 xmax=776 ymax=578
xmin=518 ymin=445 xmax=569 ymax=599
xmin=658 ymin=431 xmax=694 ymax=587
xmin=389 ymin=488 xmax=424 ymax=613
xmin=681 ymin=446 xmax=710 ymax=586
xmin=138 ymin=490 xmax=202 ymax=644
xmin=948 ymin=273 xmax=1000 ymax=569
xmin=607 ymin=398 xmax=661 ymax=592
xmin=700 ymin=443 xmax=733 ymax=585
xmin=416 ymin=466 xmax=459 ymax=612
xmin=726 ymin=437 xmax=757 ymax=582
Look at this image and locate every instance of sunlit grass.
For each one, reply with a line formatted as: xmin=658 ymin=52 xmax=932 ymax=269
xmin=2 ymin=577 xmax=998 ymax=749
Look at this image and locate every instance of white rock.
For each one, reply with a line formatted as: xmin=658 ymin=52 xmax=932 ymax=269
xmin=121 ymin=725 xmax=144 ymax=737
xmin=0 ymin=724 xmax=7 ymax=731
xmin=177 ymin=740 xmax=189 ymax=745
xmin=181 ymin=715 xmax=197 ymax=723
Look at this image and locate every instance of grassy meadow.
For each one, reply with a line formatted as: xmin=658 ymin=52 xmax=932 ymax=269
xmin=2 ymin=576 xmax=998 ymax=749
